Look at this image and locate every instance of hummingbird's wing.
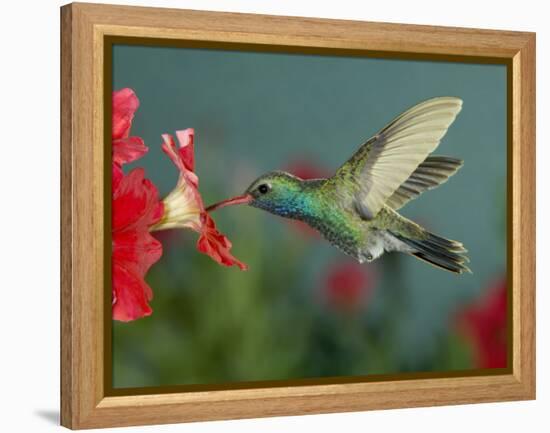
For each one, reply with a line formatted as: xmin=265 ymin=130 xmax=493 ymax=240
xmin=385 ymin=156 xmax=463 ymax=210
xmin=335 ymin=97 xmax=463 ymax=219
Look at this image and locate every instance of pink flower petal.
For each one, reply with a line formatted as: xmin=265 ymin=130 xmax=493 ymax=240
xmin=161 ymin=132 xmax=199 ymax=188
xmin=112 ymin=88 xmax=140 ymax=140
xmin=112 ymin=168 xmax=163 ymax=232
xmin=112 ymin=262 xmax=153 ymax=322
xmin=158 ymin=130 xmax=247 ymax=270
xmin=197 ymin=213 xmax=248 ymax=270
xmin=175 ymin=128 xmax=195 ymax=172
xmin=113 ymin=229 xmax=163 ymax=277
xmin=112 ymin=164 xmax=124 ymax=192
xmin=113 ymin=136 xmax=148 ymax=166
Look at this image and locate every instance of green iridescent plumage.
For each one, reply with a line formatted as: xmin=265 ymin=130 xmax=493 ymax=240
xmin=208 ymin=97 xmax=470 ymax=274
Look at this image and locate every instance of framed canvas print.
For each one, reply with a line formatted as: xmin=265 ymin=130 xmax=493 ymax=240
xmin=60 ymin=2 xmax=536 ymax=429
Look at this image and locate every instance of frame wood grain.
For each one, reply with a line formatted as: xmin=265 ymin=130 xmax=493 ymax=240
xmin=60 ymin=2 xmax=535 ymax=429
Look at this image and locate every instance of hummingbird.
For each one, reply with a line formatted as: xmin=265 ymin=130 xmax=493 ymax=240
xmin=207 ymin=97 xmax=470 ymax=274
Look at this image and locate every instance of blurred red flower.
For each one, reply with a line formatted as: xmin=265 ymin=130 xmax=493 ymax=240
xmin=286 ymin=158 xmax=330 ymax=181
xmin=324 ymin=261 xmax=375 ymax=312
xmin=152 ymin=129 xmax=247 ymax=270
xmin=457 ymin=278 xmax=508 ymax=368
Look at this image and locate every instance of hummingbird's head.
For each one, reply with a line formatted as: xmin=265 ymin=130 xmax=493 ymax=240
xmin=206 ymin=171 xmax=306 ymax=217
xmin=244 ymin=171 xmax=304 ymax=213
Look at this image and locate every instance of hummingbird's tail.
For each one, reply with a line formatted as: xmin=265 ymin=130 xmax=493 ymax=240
xmin=390 ymin=229 xmax=471 ymax=274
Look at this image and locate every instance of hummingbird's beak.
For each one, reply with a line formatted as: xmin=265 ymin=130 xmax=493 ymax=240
xmin=206 ymin=194 xmax=253 ymax=212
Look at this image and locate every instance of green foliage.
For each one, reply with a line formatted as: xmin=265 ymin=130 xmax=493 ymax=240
xmin=113 ymin=206 xmax=481 ymax=388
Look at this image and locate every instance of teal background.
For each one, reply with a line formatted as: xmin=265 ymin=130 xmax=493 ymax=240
xmin=112 ymin=45 xmax=507 ymax=388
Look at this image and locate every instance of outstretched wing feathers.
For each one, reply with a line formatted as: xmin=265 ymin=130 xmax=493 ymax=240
xmin=342 ymin=97 xmax=462 ymax=219
xmin=382 ymin=99 xmax=462 ymax=135
xmin=385 ymin=156 xmax=463 ymax=210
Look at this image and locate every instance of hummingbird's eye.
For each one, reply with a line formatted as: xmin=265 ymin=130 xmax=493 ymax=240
xmin=258 ymin=184 xmax=270 ymax=194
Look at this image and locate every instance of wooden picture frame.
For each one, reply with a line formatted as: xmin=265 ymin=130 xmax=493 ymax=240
xmin=60 ymin=2 xmax=536 ymax=429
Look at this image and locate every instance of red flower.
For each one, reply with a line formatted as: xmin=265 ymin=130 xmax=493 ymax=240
xmin=110 ymin=87 xmax=246 ymax=321
xmin=112 ymin=88 xmax=148 ymax=172
xmin=112 ymin=167 xmax=163 ymax=322
xmin=457 ymin=278 xmax=508 ymax=368
xmin=323 ymin=260 xmax=375 ymax=312
xmin=111 ymin=88 xmax=164 ymax=321
xmin=151 ymin=129 xmax=247 ymax=270
xmin=286 ymin=158 xmax=330 ymax=181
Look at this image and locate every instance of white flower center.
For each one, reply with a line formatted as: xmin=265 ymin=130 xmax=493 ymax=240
xmin=150 ymin=180 xmax=201 ymax=232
